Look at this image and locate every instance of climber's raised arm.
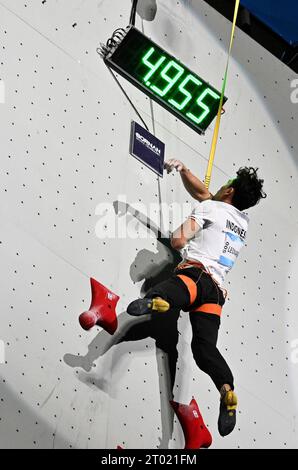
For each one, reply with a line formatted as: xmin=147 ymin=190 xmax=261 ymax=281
xmin=164 ymin=159 xmax=213 ymax=202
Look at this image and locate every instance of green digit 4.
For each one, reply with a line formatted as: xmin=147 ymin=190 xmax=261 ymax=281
xmin=142 ymin=47 xmax=166 ymax=84
xmin=169 ymin=74 xmax=202 ymax=111
xmin=187 ymin=88 xmax=220 ymax=124
xmin=151 ymin=60 xmax=184 ymax=97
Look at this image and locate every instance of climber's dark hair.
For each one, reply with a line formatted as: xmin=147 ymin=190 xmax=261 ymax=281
xmin=230 ymin=167 xmax=267 ymax=211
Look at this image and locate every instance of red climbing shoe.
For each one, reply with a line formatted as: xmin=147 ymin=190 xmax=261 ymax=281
xmin=170 ymin=397 xmax=212 ymax=449
xmin=79 ymin=278 xmax=119 ymax=335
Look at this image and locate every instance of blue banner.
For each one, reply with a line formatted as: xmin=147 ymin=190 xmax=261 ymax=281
xmin=130 ymin=121 xmax=165 ymax=177
xmin=241 ymin=0 xmax=298 ymax=46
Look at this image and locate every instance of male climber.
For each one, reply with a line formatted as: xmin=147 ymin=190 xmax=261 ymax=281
xmin=127 ymin=159 xmax=266 ymax=437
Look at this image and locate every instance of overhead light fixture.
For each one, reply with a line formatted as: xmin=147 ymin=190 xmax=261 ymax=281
xmin=130 ymin=0 xmax=157 ymax=25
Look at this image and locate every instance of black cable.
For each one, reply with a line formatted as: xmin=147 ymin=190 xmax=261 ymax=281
xmin=107 ymin=66 xmax=149 ymax=131
xmin=106 ymin=28 xmax=126 ymax=49
xmin=286 ymin=49 xmax=298 ymax=66
xmin=129 ymin=0 xmax=138 ymax=26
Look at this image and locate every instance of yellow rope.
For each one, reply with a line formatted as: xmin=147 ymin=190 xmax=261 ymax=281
xmin=204 ymin=0 xmax=240 ymax=189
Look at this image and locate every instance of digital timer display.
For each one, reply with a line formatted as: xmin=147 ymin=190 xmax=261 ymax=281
xmin=104 ymin=27 xmax=227 ymax=134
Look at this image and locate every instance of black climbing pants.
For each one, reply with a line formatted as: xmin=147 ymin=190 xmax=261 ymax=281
xmin=144 ymin=263 xmax=234 ymax=391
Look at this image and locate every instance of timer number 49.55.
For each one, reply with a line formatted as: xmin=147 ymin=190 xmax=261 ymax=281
xmin=142 ymin=47 xmax=221 ymax=125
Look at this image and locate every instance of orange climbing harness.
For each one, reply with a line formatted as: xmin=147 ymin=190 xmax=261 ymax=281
xmin=174 ymin=259 xmax=228 ymax=317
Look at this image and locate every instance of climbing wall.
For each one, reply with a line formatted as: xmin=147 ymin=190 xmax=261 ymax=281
xmin=0 ymin=0 xmax=297 ymax=449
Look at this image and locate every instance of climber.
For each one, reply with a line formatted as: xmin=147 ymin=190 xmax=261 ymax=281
xmin=127 ymin=159 xmax=267 ymax=437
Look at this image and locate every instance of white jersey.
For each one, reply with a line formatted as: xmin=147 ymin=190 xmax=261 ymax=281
xmin=180 ymin=199 xmax=249 ymax=287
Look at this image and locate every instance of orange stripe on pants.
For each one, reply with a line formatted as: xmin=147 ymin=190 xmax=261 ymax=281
xmin=176 ymin=274 xmax=197 ymax=306
xmin=191 ymin=303 xmax=222 ymax=317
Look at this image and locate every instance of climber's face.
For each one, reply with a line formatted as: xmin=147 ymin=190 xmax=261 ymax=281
xmin=212 ymin=179 xmax=235 ymax=203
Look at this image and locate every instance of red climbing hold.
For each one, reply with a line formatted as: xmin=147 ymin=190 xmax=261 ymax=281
xmin=79 ymin=278 xmax=119 ymax=335
xmin=170 ymin=397 xmax=212 ymax=449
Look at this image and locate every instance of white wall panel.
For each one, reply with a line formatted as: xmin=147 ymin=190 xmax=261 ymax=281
xmin=0 ymin=0 xmax=297 ymax=449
